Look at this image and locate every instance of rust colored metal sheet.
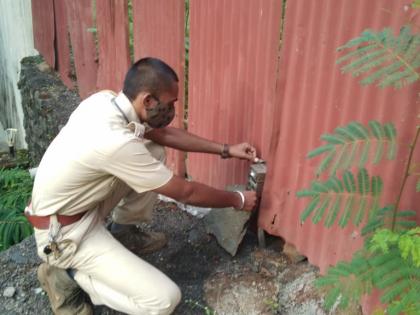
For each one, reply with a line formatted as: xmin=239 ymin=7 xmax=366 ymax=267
xmin=187 ymin=0 xmax=283 ymax=188
xmin=132 ymin=0 xmax=186 ymax=175
xmin=258 ymin=0 xmax=420 ymax=292
xmin=96 ymin=0 xmax=130 ymax=92
xmin=31 ymin=0 xmax=55 ymax=67
xmin=53 ymin=0 xmax=73 ymax=89
xmin=64 ymin=0 xmax=98 ymax=98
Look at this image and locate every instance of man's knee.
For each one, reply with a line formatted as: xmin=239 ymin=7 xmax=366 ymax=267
xmin=160 ymin=283 xmax=182 ymax=314
xmin=134 ymin=282 xmax=181 ymax=315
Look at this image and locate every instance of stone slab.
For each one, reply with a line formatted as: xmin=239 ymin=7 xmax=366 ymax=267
xmin=203 ymin=185 xmax=252 ymax=256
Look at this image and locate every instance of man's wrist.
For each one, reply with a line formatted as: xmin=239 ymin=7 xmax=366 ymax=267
xmin=233 ymin=191 xmax=245 ymax=210
xmin=220 ymin=143 xmax=230 ymax=159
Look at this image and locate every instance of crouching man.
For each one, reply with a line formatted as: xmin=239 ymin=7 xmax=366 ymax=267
xmin=26 ymin=57 xmax=258 ymax=315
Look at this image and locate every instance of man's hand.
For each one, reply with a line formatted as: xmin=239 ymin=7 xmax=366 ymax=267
xmin=229 ymin=143 xmax=258 ymax=161
xmin=239 ymin=190 xmax=258 ymax=211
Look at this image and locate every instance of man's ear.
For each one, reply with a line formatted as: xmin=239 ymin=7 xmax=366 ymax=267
xmin=143 ymin=93 xmax=156 ymax=109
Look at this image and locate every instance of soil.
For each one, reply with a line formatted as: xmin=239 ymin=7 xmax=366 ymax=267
xmin=0 ymin=201 xmax=361 ymax=315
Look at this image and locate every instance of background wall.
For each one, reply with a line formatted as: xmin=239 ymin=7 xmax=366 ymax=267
xmin=0 ymin=0 xmax=37 ymax=149
xmin=26 ymin=2 xmax=420 ymax=312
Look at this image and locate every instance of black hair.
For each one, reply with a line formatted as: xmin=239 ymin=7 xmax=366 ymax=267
xmin=123 ymin=57 xmax=179 ymax=102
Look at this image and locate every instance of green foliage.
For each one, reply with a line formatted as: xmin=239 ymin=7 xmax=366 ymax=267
xmin=413 ymin=0 xmax=420 ymax=8
xmin=337 ymin=26 xmax=420 ymax=88
xmin=369 ymin=248 xmax=420 ymax=314
xmin=369 ymin=228 xmax=420 ymax=267
xmin=307 ymin=121 xmax=396 ymax=175
xmin=362 ymin=206 xmax=417 ymax=236
xmin=0 ymin=168 xmax=33 ymax=251
xmin=315 ymin=252 xmax=372 ymax=310
xmin=299 ymin=20 xmax=420 ymax=315
xmin=297 ymin=168 xmax=383 ymax=227
xmin=317 ymin=247 xmax=420 ymax=314
xmin=185 ymin=299 xmax=217 ymax=315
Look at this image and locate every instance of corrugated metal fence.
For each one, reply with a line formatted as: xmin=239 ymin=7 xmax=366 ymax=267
xmin=31 ymin=0 xmax=185 ymax=175
xmin=31 ymin=0 xmax=420 ymax=312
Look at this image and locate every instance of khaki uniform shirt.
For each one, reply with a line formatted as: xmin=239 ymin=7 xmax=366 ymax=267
xmin=31 ymin=91 xmax=173 ymax=216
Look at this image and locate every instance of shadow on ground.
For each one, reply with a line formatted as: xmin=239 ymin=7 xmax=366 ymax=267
xmin=0 ymin=201 xmax=361 ymax=315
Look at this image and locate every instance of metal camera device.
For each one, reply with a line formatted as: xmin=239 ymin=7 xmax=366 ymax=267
xmin=246 ymin=160 xmax=267 ymax=247
xmin=246 ymin=160 xmax=267 ymax=198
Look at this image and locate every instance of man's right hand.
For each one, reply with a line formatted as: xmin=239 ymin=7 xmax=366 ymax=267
xmin=240 ymin=190 xmax=258 ymax=211
xmin=154 ymin=175 xmax=259 ymax=211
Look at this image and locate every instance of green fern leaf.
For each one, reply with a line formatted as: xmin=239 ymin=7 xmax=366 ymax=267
xmin=373 ymin=138 xmax=384 ymax=165
xmin=381 ymin=279 xmax=411 ymax=303
xmin=316 ymin=150 xmax=335 ymax=175
xmin=354 ymin=197 xmax=367 ymax=226
xmin=396 ymin=210 xmax=417 ymax=217
xmin=362 ymin=219 xmax=384 ymax=235
xmin=343 ymin=171 xmax=356 ymax=193
xmin=359 ymin=140 xmax=371 ymax=168
xmin=317 ymin=253 xmax=373 ymax=311
xmin=335 ymin=126 xmax=358 ymax=141
xmin=300 ymin=196 xmax=320 ymax=222
xmin=300 ymin=170 xmax=383 ymax=227
xmin=307 ymin=144 xmax=335 ymax=158
xmin=358 ymin=168 xmax=370 ymax=194
xmin=416 ymin=178 xmax=420 ymax=192
xmin=324 ymin=287 xmax=341 ymax=310
xmin=369 ymin=120 xmax=385 ymax=139
xmin=296 ymin=189 xmax=318 ymax=197
xmin=341 ymin=48 xmax=388 ymax=74
xmin=337 ymin=26 xmax=420 ymax=88
xmin=376 ymin=268 xmax=411 ymax=288
xmin=396 ymin=220 xmax=417 ymax=229
xmin=330 ymin=143 xmax=349 ymax=175
xmin=321 ymin=133 xmax=347 ymax=144
xmin=339 ymin=195 xmax=354 ymax=227
xmin=312 ymin=182 xmax=329 ymax=193
xmin=348 ymin=122 xmax=369 ymax=139
xmin=384 ymin=123 xmax=397 ymax=159
xmin=336 ymin=44 xmax=379 ymax=64
xmin=371 ymin=176 xmax=383 ymax=197
xmin=312 ymin=196 xmax=331 ymax=224
xmin=325 ymin=195 xmax=342 ymax=227
xmin=342 ymin=142 xmax=359 ymax=169
xmin=369 ymin=120 xmax=386 ymax=164
xmin=360 ymin=61 xmax=401 ymax=86
xmin=309 ymin=121 xmax=395 ymax=175
xmin=330 ymin=175 xmax=344 ymax=192
xmin=352 ymin=54 xmax=391 ymax=77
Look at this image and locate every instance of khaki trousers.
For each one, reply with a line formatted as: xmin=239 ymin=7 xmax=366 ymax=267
xmin=34 ymin=142 xmax=181 ymax=315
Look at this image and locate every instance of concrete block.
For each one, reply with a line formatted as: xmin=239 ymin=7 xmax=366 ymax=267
xmin=203 ymin=185 xmax=251 ymax=256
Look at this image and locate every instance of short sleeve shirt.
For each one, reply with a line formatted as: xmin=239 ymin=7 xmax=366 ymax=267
xmin=31 ymin=91 xmax=173 ymax=216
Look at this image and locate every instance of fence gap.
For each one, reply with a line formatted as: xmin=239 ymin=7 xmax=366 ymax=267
xmin=184 ymin=0 xmax=190 ymax=130
xmin=128 ymin=0 xmax=134 ymax=63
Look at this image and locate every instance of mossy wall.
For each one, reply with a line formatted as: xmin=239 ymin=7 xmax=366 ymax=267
xmin=18 ymin=56 xmax=80 ymax=166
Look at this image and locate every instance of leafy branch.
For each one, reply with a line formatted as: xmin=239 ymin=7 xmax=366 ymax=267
xmin=297 ymin=169 xmax=382 ymax=227
xmin=308 ymin=121 xmax=396 ymax=176
xmin=337 ymin=26 xmax=420 ymax=88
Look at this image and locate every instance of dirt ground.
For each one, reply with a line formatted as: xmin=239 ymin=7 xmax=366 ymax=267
xmin=0 ymin=201 xmax=359 ymax=315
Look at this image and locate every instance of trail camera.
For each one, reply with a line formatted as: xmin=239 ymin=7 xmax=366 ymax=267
xmin=247 ymin=160 xmax=267 ymax=247
xmin=246 ymin=161 xmax=267 ymax=197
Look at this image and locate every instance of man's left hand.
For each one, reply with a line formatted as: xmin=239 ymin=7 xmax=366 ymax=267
xmin=229 ymin=143 xmax=258 ymax=161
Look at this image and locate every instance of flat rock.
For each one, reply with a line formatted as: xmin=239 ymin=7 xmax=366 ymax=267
xmin=204 ymin=185 xmax=251 ymax=256
xmin=3 ymin=287 xmax=16 ymax=298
